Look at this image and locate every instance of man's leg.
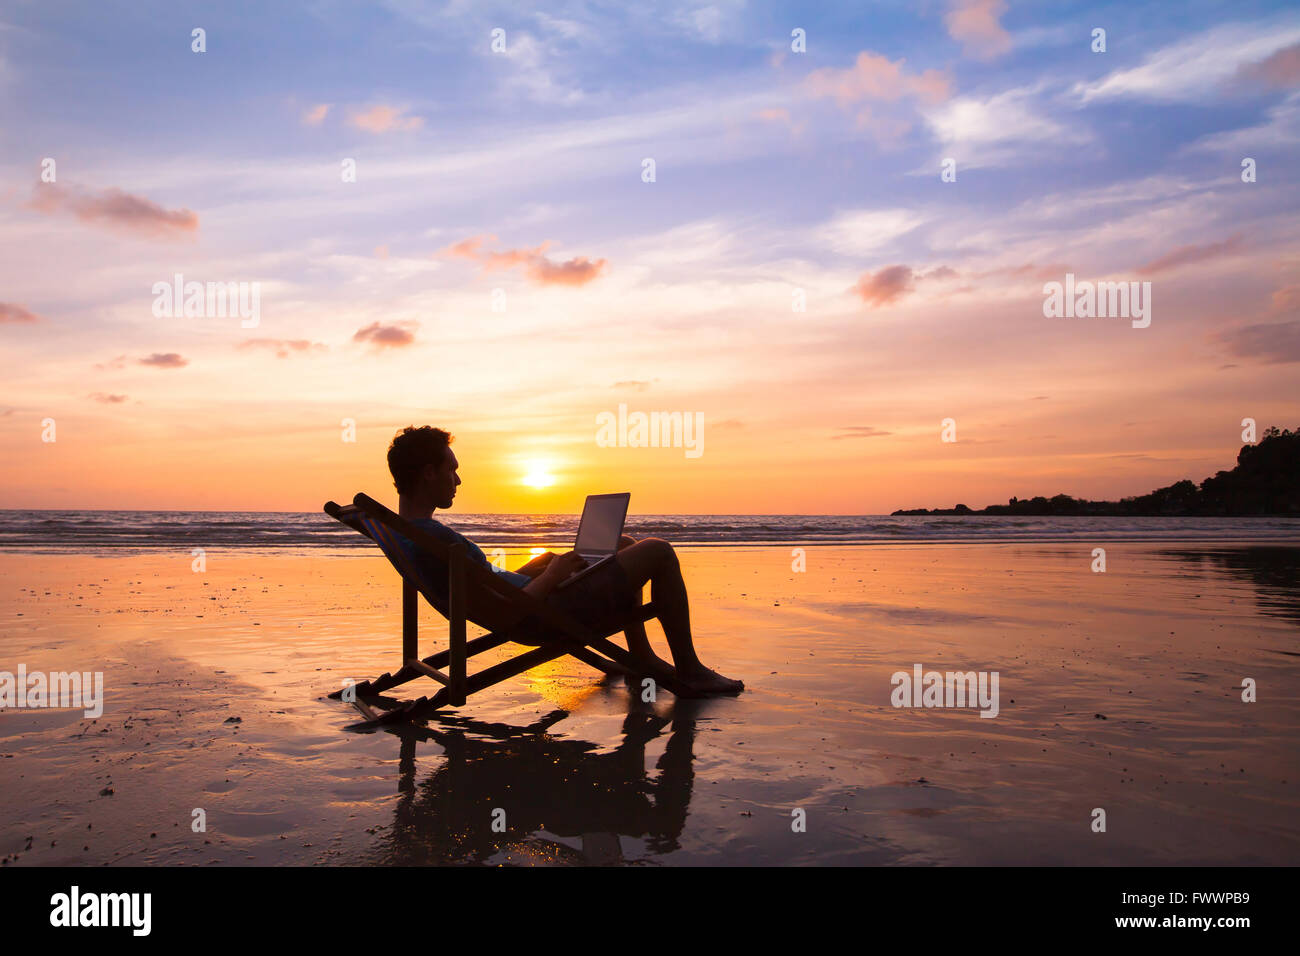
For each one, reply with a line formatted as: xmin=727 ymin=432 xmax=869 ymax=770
xmin=514 ymin=551 xmax=556 ymax=578
xmin=616 ymin=538 xmax=742 ymax=693
xmin=617 ymin=535 xmax=664 ymax=666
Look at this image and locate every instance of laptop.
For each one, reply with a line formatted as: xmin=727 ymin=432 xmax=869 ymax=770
xmin=554 ymin=493 xmax=630 ymax=590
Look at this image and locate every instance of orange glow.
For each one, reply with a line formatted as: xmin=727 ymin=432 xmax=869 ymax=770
xmin=520 ymin=459 xmax=557 ymax=490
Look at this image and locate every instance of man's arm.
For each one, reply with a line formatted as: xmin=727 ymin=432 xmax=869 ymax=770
xmin=521 ymin=551 xmax=586 ymax=600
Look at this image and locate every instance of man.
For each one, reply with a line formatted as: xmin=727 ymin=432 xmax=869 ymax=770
xmin=387 ymin=425 xmax=743 ymax=695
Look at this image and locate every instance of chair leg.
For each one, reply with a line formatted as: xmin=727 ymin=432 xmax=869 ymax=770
xmin=586 ymin=637 xmax=698 ymax=698
xmin=569 ymin=644 xmax=631 ymax=677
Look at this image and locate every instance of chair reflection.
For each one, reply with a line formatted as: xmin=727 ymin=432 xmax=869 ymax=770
xmin=359 ymin=697 xmax=710 ymax=865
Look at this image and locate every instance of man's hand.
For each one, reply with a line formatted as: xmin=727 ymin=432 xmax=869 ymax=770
xmin=522 ymin=550 xmax=588 ymax=600
xmin=541 ymin=551 xmax=587 ymax=583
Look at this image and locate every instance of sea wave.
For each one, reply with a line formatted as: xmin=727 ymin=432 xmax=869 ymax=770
xmin=0 ymin=510 xmax=1298 ymax=553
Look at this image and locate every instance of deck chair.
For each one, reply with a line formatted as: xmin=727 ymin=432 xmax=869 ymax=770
xmin=323 ymin=493 xmax=695 ymax=723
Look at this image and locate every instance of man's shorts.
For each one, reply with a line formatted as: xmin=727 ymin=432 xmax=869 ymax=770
xmin=527 ymin=557 xmax=641 ymax=642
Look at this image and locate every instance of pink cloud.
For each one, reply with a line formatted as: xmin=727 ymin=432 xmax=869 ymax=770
xmin=852 ymin=107 xmax=913 ymax=143
xmin=1214 ymin=320 xmax=1300 ymax=364
xmin=302 ymin=103 xmax=332 ymax=125
xmin=1270 ymin=284 xmax=1300 ymax=314
xmin=0 ymin=302 xmax=41 ymax=323
xmin=832 ymin=426 xmax=892 ymax=439
xmin=1236 ymin=41 xmax=1300 ymax=88
xmin=236 ymin=339 xmax=329 ymax=359
xmin=353 ymin=322 xmax=417 ymax=348
xmin=27 ymin=183 xmax=198 ymax=238
xmin=481 ymin=244 xmax=551 ymax=272
xmin=804 ymin=51 xmax=951 ymax=107
xmin=973 ymin=262 xmax=1072 ymax=281
xmin=349 ymin=105 xmax=424 ymax=133
xmin=918 ymin=265 xmax=959 ymax=282
xmin=89 ymin=393 xmax=128 ymax=404
xmin=526 ymin=255 xmax=607 ymax=286
xmin=945 ymin=0 xmax=1012 ymax=61
xmin=853 ymin=265 xmax=915 ymax=306
xmin=440 ymin=235 xmax=608 ymax=287
xmin=758 ymin=106 xmax=808 ymax=137
xmin=1137 ymin=234 xmax=1243 ymax=276
xmin=139 ymin=353 xmax=188 ymax=369
xmin=443 ymin=235 xmax=493 ymax=259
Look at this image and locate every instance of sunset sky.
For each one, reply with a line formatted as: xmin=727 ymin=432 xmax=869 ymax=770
xmin=1 ymin=0 xmax=1297 ymax=514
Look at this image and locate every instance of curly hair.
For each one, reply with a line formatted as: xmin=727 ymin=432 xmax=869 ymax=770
xmin=387 ymin=426 xmax=454 ymax=496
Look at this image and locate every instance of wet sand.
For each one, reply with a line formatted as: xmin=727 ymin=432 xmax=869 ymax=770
xmin=2 ymin=542 xmax=1298 ymax=866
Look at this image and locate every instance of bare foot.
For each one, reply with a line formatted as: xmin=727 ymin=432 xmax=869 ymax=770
xmin=621 ymin=652 xmax=675 ymax=693
xmin=679 ymin=665 xmax=744 ymax=695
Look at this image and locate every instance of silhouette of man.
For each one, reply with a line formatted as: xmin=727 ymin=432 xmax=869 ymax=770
xmin=387 ymin=426 xmax=743 ymax=694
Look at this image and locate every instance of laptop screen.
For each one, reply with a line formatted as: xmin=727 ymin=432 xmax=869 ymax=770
xmin=574 ymin=493 xmax=629 ymax=555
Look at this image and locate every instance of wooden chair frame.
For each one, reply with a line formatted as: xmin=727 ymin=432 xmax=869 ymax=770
xmin=323 ymin=493 xmax=693 ymax=722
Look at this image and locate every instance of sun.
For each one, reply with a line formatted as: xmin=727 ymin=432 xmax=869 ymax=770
xmin=521 ymin=459 xmax=556 ymax=489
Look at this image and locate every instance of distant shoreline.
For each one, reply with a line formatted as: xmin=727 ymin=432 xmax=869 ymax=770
xmin=896 ymin=429 xmax=1299 ymax=518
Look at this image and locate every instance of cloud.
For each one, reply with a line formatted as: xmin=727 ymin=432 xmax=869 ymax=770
xmin=832 ymin=426 xmax=892 ymax=439
xmin=526 ymin=255 xmax=606 ymax=286
xmin=1185 ymin=90 xmax=1300 ymax=154
xmin=1214 ymin=320 xmax=1300 ymax=363
xmin=850 ymin=107 xmax=914 ymax=144
xmin=440 ymin=234 xmax=608 ymax=287
xmin=236 ymin=338 xmax=329 ymax=359
xmin=1136 ymin=234 xmax=1244 ymax=276
xmin=302 ymin=103 xmax=332 ymax=125
xmin=1075 ymin=21 xmax=1300 ymax=103
xmin=973 ymin=262 xmax=1072 ymax=280
xmin=495 ymin=31 xmax=588 ymax=106
xmin=945 ymin=0 xmax=1012 ymax=60
xmin=88 ymin=392 xmax=128 ymax=404
xmin=348 ymin=104 xmax=424 ymax=133
xmin=853 ymin=265 xmax=915 ymax=306
xmin=669 ymin=1 xmax=745 ymax=44
xmin=0 ymin=302 xmax=40 ymax=323
xmin=353 ymin=321 xmax=417 ymax=348
xmin=1270 ymin=284 xmax=1300 ymax=314
xmin=919 ymin=265 xmax=958 ymax=281
xmin=1235 ymin=40 xmax=1300 ymax=88
xmin=814 ymin=209 xmax=925 ymax=257
xmin=849 ymin=263 xmax=1063 ymax=307
xmin=613 ymin=380 xmax=652 ymax=390
xmin=26 ymin=183 xmax=198 ymax=238
xmin=804 ymin=51 xmax=950 ymax=107
xmin=923 ymin=85 xmax=1087 ymax=170
xmin=139 ymin=353 xmax=188 ymax=368
xmin=757 ymin=106 xmax=806 ymax=136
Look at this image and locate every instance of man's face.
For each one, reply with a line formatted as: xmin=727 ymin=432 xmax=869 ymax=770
xmin=423 ymin=448 xmax=461 ymax=509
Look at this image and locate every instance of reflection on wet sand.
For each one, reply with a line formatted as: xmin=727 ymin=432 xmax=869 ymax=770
xmin=361 ymin=697 xmax=711 ymax=865
xmin=1163 ymin=546 xmax=1300 ymax=628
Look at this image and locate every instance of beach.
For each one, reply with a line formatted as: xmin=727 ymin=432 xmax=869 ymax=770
xmin=2 ymin=541 xmax=1298 ymax=866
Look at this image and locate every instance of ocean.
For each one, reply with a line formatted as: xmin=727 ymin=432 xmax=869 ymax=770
xmin=2 ymin=510 xmax=1299 ymax=553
